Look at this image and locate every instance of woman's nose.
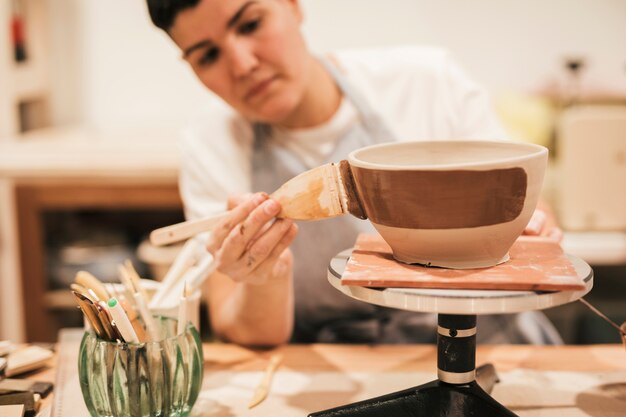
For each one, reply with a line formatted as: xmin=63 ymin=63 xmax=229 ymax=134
xmin=226 ymin=41 xmax=258 ymax=78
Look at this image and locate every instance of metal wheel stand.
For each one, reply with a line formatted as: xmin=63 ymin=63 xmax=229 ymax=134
xmin=309 ymin=314 xmax=517 ymax=417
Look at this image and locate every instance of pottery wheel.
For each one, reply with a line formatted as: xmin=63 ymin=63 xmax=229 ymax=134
xmin=308 ymin=250 xmax=594 ymax=417
xmin=327 ymin=249 xmax=592 ymax=315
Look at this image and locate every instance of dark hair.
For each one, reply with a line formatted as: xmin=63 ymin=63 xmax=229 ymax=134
xmin=146 ymin=0 xmax=200 ymax=31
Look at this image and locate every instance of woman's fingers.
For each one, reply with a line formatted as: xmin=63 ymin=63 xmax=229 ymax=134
xmin=220 ymin=219 xmax=297 ymax=281
xmin=248 ymin=224 xmax=299 ymax=284
xmin=524 ymin=209 xmax=546 ymax=235
xmin=243 ymin=218 xmax=295 ymax=270
xmin=217 ymin=199 xmax=282 ymax=265
xmin=207 ymin=192 xmax=268 ymax=253
xmin=227 ymin=193 xmax=253 ymax=210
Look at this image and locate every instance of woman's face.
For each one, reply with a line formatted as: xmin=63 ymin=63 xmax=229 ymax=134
xmin=170 ymin=0 xmax=311 ymax=124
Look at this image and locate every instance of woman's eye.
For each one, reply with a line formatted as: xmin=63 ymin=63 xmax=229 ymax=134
xmin=238 ymin=18 xmax=260 ymax=35
xmin=199 ymin=47 xmax=220 ymax=66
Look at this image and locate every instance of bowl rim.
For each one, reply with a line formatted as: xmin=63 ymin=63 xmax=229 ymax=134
xmin=348 ymin=140 xmax=548 ymax=170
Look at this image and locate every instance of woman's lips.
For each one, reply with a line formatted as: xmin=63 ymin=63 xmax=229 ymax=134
xmin=245 ymin=76 xmax=277 ymax=100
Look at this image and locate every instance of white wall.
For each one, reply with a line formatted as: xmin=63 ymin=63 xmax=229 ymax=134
xmin=302 ymin=0 xmax=626 ymax=94
xmin=49 ymin=0 xmax=626 ymax=129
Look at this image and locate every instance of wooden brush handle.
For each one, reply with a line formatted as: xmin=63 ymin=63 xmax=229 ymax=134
xmin=150 ymin=212 xmax=229 ymax=246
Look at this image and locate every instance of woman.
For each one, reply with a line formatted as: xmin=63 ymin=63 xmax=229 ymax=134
xmin=147 ymin=0 xmax=562 ymax=346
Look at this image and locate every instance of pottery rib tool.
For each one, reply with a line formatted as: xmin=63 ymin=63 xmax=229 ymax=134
xmin=150 ymin=161 xmax=364 ymax=246
xmin=248 ymin=353 xmax=283 ymax=409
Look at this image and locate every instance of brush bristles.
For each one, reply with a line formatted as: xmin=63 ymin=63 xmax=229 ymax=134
xmin=271 ymin=163 xmax=347 ymax=220
xmin=332 ymin=162 xmax=349 ymax=214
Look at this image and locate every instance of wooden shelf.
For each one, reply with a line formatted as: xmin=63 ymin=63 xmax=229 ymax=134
xmin=44 ymin=290 xmax=76 ymax=310
xmin=14 ymin=181 xmax=183 ymax=342
xmin=13 ymin=62 xmax=48 ymax=101
xmin=0 ymin=0 xmax=50 ymax=137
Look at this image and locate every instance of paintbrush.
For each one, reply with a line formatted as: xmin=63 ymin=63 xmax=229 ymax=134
xmin=272 ymin=160 xmax=366 ymax=220
xmin=150 ymin=161 xmax=365 ymax=246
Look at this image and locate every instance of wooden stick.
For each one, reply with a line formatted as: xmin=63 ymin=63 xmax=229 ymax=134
xmin=150 ymin=212 xmax=229 ymax=246
xmin=124 ymin=260 xmax=150 ymax=303
xmin=248 ymin=353 xmax=283 ymax=409
xmin=149 ymin=238 xmax=201 ymax=307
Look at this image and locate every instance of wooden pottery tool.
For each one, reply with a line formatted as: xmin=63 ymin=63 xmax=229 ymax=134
xmin=72 ymin=291 xmax=106 ymax=339
xmin=69 ymin=283 xmax=91 ymax=300
xmin=248 ymin=353 xmax=283 ymax=409
xmin=123 ymin=260 xmax=151 ymax=303
xmin=149 ymin=238 xmax=202 ymax=305
xmin=75 ymin=271 xmax=110 ymax=301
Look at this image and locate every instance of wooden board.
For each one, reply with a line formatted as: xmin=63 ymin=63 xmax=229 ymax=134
xmin=342 ymin=234 xmax=585 ymax=291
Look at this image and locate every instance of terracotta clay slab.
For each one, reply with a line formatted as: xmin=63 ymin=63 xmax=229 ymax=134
xmin=342 ymin=234 xmax=585 ymax=291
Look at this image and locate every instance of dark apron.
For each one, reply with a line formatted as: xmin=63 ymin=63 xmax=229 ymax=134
xmin=250 ymin=59 xmax=561 ymax=344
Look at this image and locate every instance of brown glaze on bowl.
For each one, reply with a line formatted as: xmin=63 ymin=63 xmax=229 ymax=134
xmin=348 ymin=140 xmax=548 ymax=269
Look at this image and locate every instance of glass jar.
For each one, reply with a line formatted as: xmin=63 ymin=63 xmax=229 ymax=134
xmin=78 ymin=316 xmax=203 ymax=417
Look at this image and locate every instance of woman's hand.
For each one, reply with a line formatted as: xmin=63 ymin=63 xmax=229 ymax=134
xmin=523 ymin=206 xmax=563 ymax=242
xmin=206 ymin=192 xmax=298 ymax=285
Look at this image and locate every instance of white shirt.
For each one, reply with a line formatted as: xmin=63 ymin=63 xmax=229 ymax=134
xmin=179 ymin=46 xmax=506 ymax=221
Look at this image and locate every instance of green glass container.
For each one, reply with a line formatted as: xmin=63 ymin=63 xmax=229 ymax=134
xmin=78 ymin=317 xmax=203 ymax=417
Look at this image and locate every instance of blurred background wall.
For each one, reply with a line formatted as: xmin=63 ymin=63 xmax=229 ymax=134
xmin=48 ymin=0 xmax=626 ymax=130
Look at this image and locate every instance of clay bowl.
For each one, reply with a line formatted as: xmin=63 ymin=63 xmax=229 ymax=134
xmin=348 ymin=140 xmax=548 ymax=269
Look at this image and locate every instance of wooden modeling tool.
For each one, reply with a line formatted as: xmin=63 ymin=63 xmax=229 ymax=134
xmin=75 ymin=271 xmax=110 ymax=301
xmin=117 ymin=264 xmax=137 ymax=301
xmin=177 ymin=282 xmax=188 ymax=336
xmin=133 ymin=292 xmax=158 ymax=342
xmin=124 ymin=260 xmax=151 ymax=303
xmin=120 ymin=298 xmax=148 ymax=343
xmin=94 ymin=302 xmax=118 ymax=342
xmin=72 ymin=291 xmax=106 ymax=339
xmin=69 ymin=283 xmax=91 ymax=299
xmin=150 ymin=161 xmax=363 ymax=246
xmin=150 ymin=238 xmax=201 ymax=306
xmin=248 ymin=353 xmax=283 ymax=409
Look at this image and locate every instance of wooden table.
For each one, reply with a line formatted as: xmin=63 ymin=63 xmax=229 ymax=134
xmin=30 ymin=342 xmax=626 ymax=416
